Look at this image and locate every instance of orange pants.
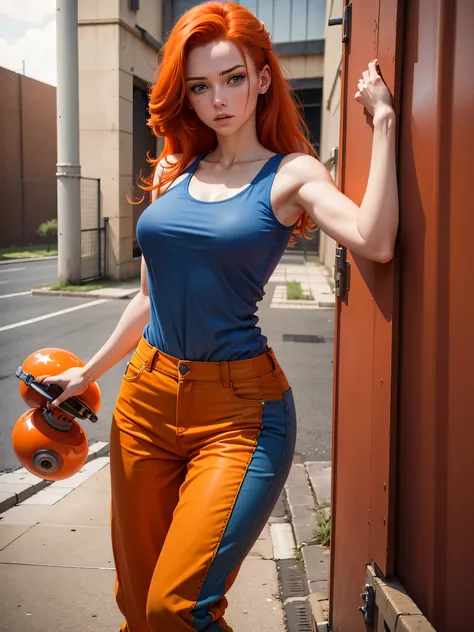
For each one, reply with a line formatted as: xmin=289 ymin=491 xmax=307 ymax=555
xmin=110 ymin=336 xmax=296 ymax=631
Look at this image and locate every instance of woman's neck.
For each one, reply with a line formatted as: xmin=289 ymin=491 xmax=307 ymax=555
xmin=209 ymin=113 xmax=271 ymax=166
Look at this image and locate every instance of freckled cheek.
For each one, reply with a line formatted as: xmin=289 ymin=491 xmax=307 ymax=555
xmin=191 ymin=94 xmax=211 ymax=118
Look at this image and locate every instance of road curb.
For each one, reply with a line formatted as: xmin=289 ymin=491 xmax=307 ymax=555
xmin=31 ymin=288 xmax=139 ymax=300
xmin=0 ymin=441 xmax=109 ymax=515
xmin=0 ymin=256 xmax=58 ymax=265
xmin=284 ymin=462 xmax=331 ymax=631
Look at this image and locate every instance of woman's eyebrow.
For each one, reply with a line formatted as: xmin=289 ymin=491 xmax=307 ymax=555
xmin=186 ymin=64 xmax=246 ymax=81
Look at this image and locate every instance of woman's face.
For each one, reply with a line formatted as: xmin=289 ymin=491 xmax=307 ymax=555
xmin=185 ymin=40 xmax=270 ymax=136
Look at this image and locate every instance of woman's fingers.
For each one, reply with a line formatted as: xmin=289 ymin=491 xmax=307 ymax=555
xmin=49 ymin=392 xmax=69 ymax=408
xmin=38 ymin=374 xmax=64 ymax=386
xmin=368 ymin=59 xmax=379 ymax=79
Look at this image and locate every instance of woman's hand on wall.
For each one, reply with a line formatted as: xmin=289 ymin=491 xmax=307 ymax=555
xmin=355 ymin=60 xmax=394 ymax=122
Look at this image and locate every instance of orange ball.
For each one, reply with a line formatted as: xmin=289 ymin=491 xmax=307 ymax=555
xmin=11 ymin=408 xmax=89 ymax=481
xmin=18 ymin=347 xmax=101 ymax=418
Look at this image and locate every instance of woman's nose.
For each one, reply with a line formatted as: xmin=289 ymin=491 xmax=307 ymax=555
xmin=212 ymin=89 xmax=227 ymax=108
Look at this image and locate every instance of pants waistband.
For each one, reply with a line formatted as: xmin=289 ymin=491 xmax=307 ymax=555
xmin=133 ymin=336 xmax=281 ymax=384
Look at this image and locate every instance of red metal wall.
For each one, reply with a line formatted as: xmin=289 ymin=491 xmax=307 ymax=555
xmin=330 ymin=0 xmax=402 ymax=629
xmin=331 ymin=0 xmax=474 ymax=630
xmin=396 ymin=0 xmax=474 ymax=629
xmin=0 ymin=68 xmax=57 ymax=247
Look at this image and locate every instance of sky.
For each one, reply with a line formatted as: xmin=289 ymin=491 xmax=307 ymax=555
xmin=0 ymin=0 xmax=57 ymax=85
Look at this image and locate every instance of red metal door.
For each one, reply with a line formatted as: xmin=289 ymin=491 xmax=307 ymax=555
xmin=396 ymin=1 xmax=474 ymax=629
xmin=330 ymin=1 xmax=404 ymax=629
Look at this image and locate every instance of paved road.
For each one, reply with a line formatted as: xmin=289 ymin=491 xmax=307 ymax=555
xmin=0 ymin=259 xmax=58 ymax=296
xmin=0 ymin=261 xmax=334 ymax=472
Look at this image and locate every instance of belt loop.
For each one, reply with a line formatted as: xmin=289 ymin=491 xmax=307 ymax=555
xmin=266 ymin=347 xmax=279 ymax=372
xmin=221 ymin=360 xmax=231 ymax=387
xmin=145 ymin=348 xmax=158 ymax=372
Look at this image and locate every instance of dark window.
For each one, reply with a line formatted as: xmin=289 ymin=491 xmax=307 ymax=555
xmin=293 ymin=87 xmax=322 ymax=155
xmin=133 ymin=82 xmax=156 ymax=258
xmin=130 ymin=0 xmax=139 ymax=11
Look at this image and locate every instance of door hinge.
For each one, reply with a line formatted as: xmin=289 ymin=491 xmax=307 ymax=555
xmin=328 ymin=2 xmax=352 ymax=44
xmin=359 ymin=583 xmax=375 ymax=625
xmin=335 ymin=246 xmax=350 ymax=299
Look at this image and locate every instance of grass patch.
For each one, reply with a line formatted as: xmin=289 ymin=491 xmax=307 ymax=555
xmin=294 ymin=545 xmax=304 ymax=563
xmin=314 ymin=509 xmax=331 ymax=547
xmin=286 ymin=281 xmax=314 ymax=301
xmin=49 ymin=282 xmax=109 ymax=292
xmin=0 ymin=245 xmax=58 ymax=260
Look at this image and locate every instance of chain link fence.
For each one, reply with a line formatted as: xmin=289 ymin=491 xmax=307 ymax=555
xmin=80 ymin=177 xmax=107 ymax=281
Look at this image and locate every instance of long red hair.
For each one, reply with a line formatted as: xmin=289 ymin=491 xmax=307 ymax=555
xmin=141 ymin=1 xmax=318 ymax=242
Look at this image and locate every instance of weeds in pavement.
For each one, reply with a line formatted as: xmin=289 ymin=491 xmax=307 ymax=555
xmin=314 ymin=507 xmax=331 ymax=547
xmin=286 ymin=281 xmax=314 ymax=300
xmin=294 ymin=545 xmax=304 ymax=563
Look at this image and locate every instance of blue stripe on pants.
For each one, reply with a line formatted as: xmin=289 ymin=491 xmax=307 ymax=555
xmin=191 ymin=389 xmax=297 ymax=630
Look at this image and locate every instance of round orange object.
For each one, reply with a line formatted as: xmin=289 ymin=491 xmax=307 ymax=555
xmin=18 ymin=347 xmax=101 ymax=418
xmin=11 ymin=408 xmax=89 ymax=481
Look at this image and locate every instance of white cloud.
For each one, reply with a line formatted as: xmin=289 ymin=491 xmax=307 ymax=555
xmin=0 ymin=18 xmax=56 ymax=85
xmin=0 ymin=0 xmax=55 ymax=24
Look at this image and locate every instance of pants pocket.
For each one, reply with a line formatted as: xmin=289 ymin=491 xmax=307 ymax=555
xmin=122 ymin=354 xmax=145 ymax=383
xmin=230 ymin=370 xmax=289 ymax=404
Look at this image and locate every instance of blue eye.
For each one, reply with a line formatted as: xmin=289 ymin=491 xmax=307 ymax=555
xmin=191 ymin=84 xmax=207 ymax=93
xmin=229 ymin=75 xmax=245 ymax=84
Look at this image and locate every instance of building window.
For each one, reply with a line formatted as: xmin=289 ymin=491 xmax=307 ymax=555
xmin=165 ymin=0 xmax=325 ymax=43
xmin=130 ymin=0 xmax=139 ymax=11
xmin=238 ymin=0 xmax=326 ymax=43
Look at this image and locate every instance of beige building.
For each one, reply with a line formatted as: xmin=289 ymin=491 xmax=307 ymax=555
xmin=78 ymin=0 xmax=327 ymax=280
xmin=318 ymin=0 xmax=343 ymax=273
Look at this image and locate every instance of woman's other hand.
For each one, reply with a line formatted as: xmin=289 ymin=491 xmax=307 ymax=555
xmin=35 ymin=368 xmax=90 ymax=409
xmin=355 ymin=59 xmax=394 ymax=122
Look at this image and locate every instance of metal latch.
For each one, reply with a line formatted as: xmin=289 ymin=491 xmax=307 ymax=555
xmin=359 ymin=583 xmax=375 ymax=625
xmin=323 ymin=147 xmax=339 ymax=171
xmin=328 ymin=2 xmax=352 ymax=43
xmin=335 ymin=246 xmax=350 ymax=299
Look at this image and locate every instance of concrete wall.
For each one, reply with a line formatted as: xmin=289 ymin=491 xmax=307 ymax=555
xmin=318 ymin=0 xmax=343 ymax=273
xmin=0 ymin=67 xmax=56 ymax=248
xmin=279 ymin=54 xmax=324 ymax=80
xmin=78 ymin=0 xmax=161 ymax=279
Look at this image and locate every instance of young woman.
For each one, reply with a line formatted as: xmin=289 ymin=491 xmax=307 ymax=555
xmin=37 ymin=2 xmax=398 ymax=630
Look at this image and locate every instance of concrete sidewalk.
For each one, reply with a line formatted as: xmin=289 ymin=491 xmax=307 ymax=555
xmin=0 ymin=457 xmax=286 ymax=632
xmin=30 ymin=257 xmax=335 ymax=307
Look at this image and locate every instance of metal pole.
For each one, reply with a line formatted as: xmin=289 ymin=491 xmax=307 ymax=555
xmin=97 ymin=178 xmax=101 ymax=278
xmin=18 ymin=73 xmax=25 ymax=243
xmin=56 ymin=0 xmax=82 ymax=284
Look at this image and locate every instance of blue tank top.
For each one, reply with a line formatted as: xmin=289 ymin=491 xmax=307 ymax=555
xmin=136 ymin=153 xmax=295 ymax=362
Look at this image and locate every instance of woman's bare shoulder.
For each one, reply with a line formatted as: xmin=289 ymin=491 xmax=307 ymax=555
xmin=276 ymin=153 xmax=331 ymax=190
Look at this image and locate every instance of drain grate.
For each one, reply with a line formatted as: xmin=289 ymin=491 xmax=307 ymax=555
xmin=285 ymin=600 xmax=315 ymax=632
xmin=278 ymin=559 xmax=308 ymax=600
xmin=283 ymin=334 xmax=326 ymax=343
